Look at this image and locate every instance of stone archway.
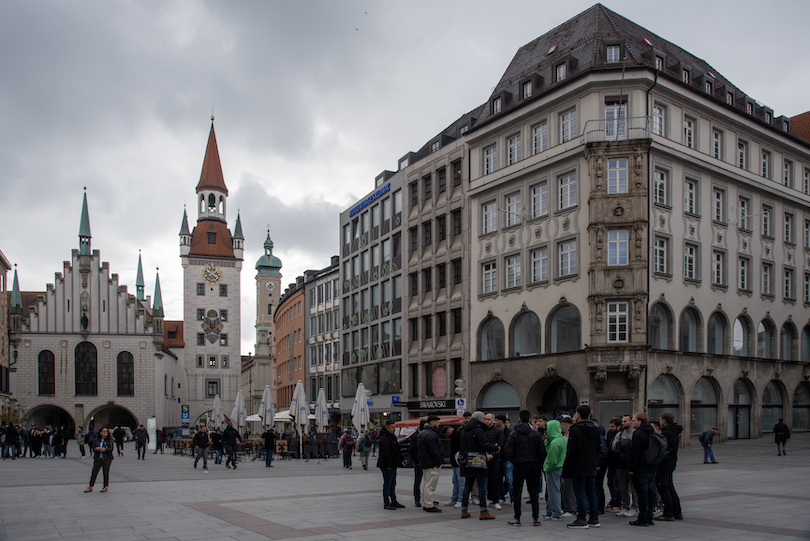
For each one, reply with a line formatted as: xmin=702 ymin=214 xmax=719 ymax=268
xmin=526 ymin=376 xmax=578 ymax=419
xmin=24 ymin=404 xmax=75 ymax=434
xmin=86 ymin=404 xmax=138 ymax=433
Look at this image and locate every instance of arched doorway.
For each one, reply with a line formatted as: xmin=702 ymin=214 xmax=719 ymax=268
xmin=761 ymin=381 xmax=784 ymax=432
xmin=25 ymin=405 xmax=75 ymax=434
xmin=793 ymin=382 xmax=810 ymax=430
xmin=728 ymin=379 xmax=752 ymax=439
xmin=478 ymin=381 xmax=520 ymax=425
xmin=690 ymin=377 xmax=718 ymax=435
xmin=87 ymin=405 xmax=138 ymax=432
xmin=648 ymin=374 xmax=681 ymax=423
xmin=527 ymin=377 xmax=578 ymax=420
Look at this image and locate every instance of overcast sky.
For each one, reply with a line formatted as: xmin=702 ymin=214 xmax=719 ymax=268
xmin=2 ymin=0 xmax=809 ymax=355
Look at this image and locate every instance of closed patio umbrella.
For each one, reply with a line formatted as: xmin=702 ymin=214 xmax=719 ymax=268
xmin=259 ymin=385 xmax=275 ymax=430
xmin=212 ymin=395 xmax=224 ymax=429
xmin=351 ymin=382 xmax=370 ymax=434
xmin=314 ymin=387 xmax=329 ymax=432
xmin=231 ymin=389 xmax=247 ymax=429
xmin=289 ymin=380 xmax=308 ymax=458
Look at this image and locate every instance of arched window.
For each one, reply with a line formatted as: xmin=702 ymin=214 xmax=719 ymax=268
xmin=480 ymin=317 xmax=505 ymax=361
xmin=549 ymin=305 xmax=580 ymax=353
xmin=690 ymin=377 xmax=718 ymax=434
xmin=199 ymin=195 xmax=205 ymax=214
xmin=733 ymin=317 xmax=750 ymax=356
xmin=479 ymin=382 xmax=520 ymax=422
xmin=513 ymin=311 xmax=540 ymax=357
xmin=117 ymin=351 xmax=134 ymax=397
xmin=728 ymin=379 xmax=752 ymax=439
xmin=780 ymin=323 xmax=796 ymax=361
xmin=707 ymin=312 xmax=725 ymax=355
xmin=648 ymin=303 xmax=671 ymax=349
xmin=793 ymin=382 xmax=810 ymax=430
xmin=762 ymin=381 xmax=783 ymax=430
xmin=679 ymin=308 xmax=699 ymax=353
xmin=75 ymin=342 xmax=98 ymax=396
xmin=802 ymin=326 xmax=810 ymax=363
xmin=208 ymin=193 xmax=216 ymax=211
xmin=757 ymin=320 xmax=775 ymax=359
xmin=218 ymin=196 xmax=225 ymax=214
xmin=648 ymin=374 xmax=680 ymax=422
xmin=38 ymin=350 xmax=55 ymax=396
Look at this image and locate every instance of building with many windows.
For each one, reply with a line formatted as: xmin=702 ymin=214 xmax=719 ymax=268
xmin=275 ymin=276 xmax=305 ymax=410
xmin=463 ymin=4 xmax=810 ymax=438
xmin=1 ymin=249 xmax=12 ymax=401
xmin=304 ymin=257 xmax=340 ymax=414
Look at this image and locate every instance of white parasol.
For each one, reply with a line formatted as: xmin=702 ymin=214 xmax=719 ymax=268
xmin=259 ymin=385 xmax=275 ymax=429
xmin=230 ymin=389 xmax=247 ymax=428
xmin=351 ymin=382 xmax=370 ymax=434
xmin=314 ymin=387 xmax=329 ymax=432
xmin=212 ymin=394 xmax=224 ymax=429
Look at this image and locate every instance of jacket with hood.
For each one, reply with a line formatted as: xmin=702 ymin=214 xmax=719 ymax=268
xmin=504 ymin=422 xmax=545 ymax=465
xmin=659 ymin=423 xmax=682 ymax=471
xmin=543 ymin=420 xmax=566 ymax=471
xmin=459 ymin=419 xmax=498 ymax=475
xmin=562 ymin=419 xmax=600 ymax=478
xmin=416 ymin=425 xmax=442 ymax=469
xmin=377 ymin=428 xmax=401 ymax=469
xmin=628 ymin=422 xmax=656 ymax=473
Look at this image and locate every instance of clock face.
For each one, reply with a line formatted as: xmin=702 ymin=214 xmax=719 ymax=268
xmin=265 ymin=281 xmax=275 ymax=292
xmin=202 ymin=263 xmax=222 ymax=283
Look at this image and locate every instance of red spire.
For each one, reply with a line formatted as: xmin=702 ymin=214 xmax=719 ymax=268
xmin=196 ymin=121 xmax=228 ymax=195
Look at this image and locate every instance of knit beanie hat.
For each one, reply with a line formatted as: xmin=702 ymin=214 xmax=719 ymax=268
xmin=471 ymin=411 xmax=485 ymax=422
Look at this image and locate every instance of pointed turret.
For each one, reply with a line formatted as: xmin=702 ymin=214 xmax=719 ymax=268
xmin=180 ymin=207 xmax=191 ymax=236
xmin=196 ymin=120 xmax=229 ymax=195
xmin=152 ymin=270 xmax=164 ymax=318
xmin=233 ymin=211 xmax=244 ymax=259
xmin=10 ymin=265 xmax=22 ymax=315
xmin=233 ymin=212 xmax=244 ymax=240
xmin=256 ymin=231 xmax=282 ymax=276
xmin=179 ymin=207 xmax=192 ymax=256
xmin=136 ymin=252 xmax=145 ymax=301
xmin=79 ymin=188 xmax=92 ymax=256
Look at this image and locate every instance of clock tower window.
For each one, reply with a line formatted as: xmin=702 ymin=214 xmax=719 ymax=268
xmin=219 ymin=284 xmax=228 ymax=297
xmin=208 ymin=194 xmax=216 ymax=212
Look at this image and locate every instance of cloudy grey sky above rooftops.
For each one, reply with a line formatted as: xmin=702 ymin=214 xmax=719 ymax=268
xmin=2 ymin=0 xmax=808 ymax=354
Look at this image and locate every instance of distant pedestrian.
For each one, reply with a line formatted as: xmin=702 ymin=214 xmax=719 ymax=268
xmin=193 ymin=426 xmax=209 ymax=470
xmin=77 ymin=427 xmax=87 ymax=459
xmin=211 ymin=428 xmax=223 ymax=464
xmin=84 ymin=427 xmax=114 ymax=493
xmin=133 ymin=425 xmax=149 ymax=459
xmin=377 ymin=418 xmax=403 ymax=510
xmin=51 ymin=427 xmax=64 ymax=458
xmin=700 ymin=427 xmax=719 ymax=464
xmin=338 ymin=429 xmax=355 ymax=469
xmin=773 ymin=418 xmax=790 ymax=456
xmin=111 ymin=427 xmax=124 ymax=456
xmin=261 ymin=427 xmax=277 ymax=467
xmin=154 ymin=428 xmax=165 ymax=454
xmin=222 ymin=421 xmax=242 ymax=469
xmin=358 ymin=429 xmax=373 ymax=470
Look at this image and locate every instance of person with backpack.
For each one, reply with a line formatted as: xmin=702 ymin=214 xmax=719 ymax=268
xmin=656 ymin=412 xmax=683 ymax=521
xmin=562 ymin=405 xmax=601 ymax=529
xmin=358 ymin=429 xmax=373 ymax=470
xmin=700 ymin=427 xmax=719 ymax=464
xmin=627 ymin=412 xmax=657 ymax=526
xmin=611 ymin=415 xmax=639 ymax=517
xmin=338 ymin=429 xmax=355 ymax=469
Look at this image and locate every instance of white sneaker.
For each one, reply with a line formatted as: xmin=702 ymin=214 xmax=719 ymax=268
xmin=444 ymin=500 xmax=455 ymax=506
xmin=616 ymin=509 xmax=628 ymax=517
xmin=454 ymin=502 xmax=462 ymax=509
xmin=625 ymin=509 xmax=638 ymax=517
xmin=561 ymin=512 xmax=575 ymax=518
xmin=472 ymin=498 xmax=480 ymax=505
xmin=494 ymin=503 xmax=503 ymax=510
xmin=498 ymin=499 xmax=505 ymax=504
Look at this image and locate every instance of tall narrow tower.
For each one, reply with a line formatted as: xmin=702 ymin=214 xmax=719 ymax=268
xmin=179 ymin=117 xmax=243 ymax=425
xmin=252 ymin=231 xmax=282 ymax=409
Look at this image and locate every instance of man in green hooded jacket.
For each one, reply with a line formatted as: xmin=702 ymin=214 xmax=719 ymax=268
xmin=542 ymin=420 xmax=566 ymax=520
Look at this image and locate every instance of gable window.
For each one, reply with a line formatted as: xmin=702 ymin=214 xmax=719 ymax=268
xmin=762 ymin=151 xmax=771 ymax=178
xmin=556 ymin=63 xmax=567 ymax=81
xmin=608 ymin=230 xmax=629 ymax=265
xmin=608 ymin=158 xmax=628 ymax=193
xmin=746 ymin=102 xmax=754 ymax=115
xmin=492 ymin=97 xmax=502 ymax=114
xmin=523 ymin=80 xmax=533 ymax=99
xmin=784 ymin=160 xmax=793 ymax=188
xmin=712 ymin=187 xmax=725 ymax=223
xmin=484 ymin=145 xmax=498 ymax=174
xmin=765 ymin=112 xmax=772 ymax=124
xmin=712 ymin=130 xmax=722 ymax=159
xmin=560 ymin=109 xmax=577 ymax=143
xmin=531 ymin=247 xmax=548 ymax=282
xmin=482 ymin=261 xmax=497 ymax=294
xmin=508 ymin=134 xmax=522 ymax=165
xmin=75 ymin=342 xmax=98 ymax=396
xmin=704 ymin=80 xmax=713 ymax=95
xmin=654 ymin=169 xmax=668 ymax=206
xmin=726 ymin=92 xmax=734 ymax=105
xmin=532 ymin=182 xmax=548 ymax=217
xmin=533 ymin=122 xmax=549 ymax=154
xmin=559 ymin=172 xmax=577 ymax=210
xmin=652 ymin=105 xmax=665 ymax=136
xmin=559 ymin=240 xmax=577 ymax=277
xmin=683 ymin=117 xmax=694 ymax=148
xmin=684 ymin=178 xmax=697 ymax=215
xmin=482 ymin=202 xmax=497 ymax=234
xmin=607 ymin=301 xmax=629 ymax=342
xmin=208 ymin=230 xmax=216 ymax=245
xmin=654 ymin=237 xmax=668 ymax=274
xmin=606 ymin=45 xmax=621 ymax=63
xmin=738 ymin=140 xmax=748 ymax=169
xmin=505 ymin=193 xmax=521 ymax=226
xmin=682 ymin=69 xmax=690 ymax=84
xmin=505 ymin=255 xmax=521 ymax=288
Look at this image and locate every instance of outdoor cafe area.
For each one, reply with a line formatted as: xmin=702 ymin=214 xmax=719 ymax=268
xmin=168 ymin=432 xmax=339 ymax=460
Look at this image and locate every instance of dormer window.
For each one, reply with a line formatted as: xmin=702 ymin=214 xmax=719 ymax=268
xmin=208 ymin=231 xmax=216 ymax=245
xmin=746 ymin=102 xmax=753 ymax=115
xmin=783 ymin=121 xmax=790 ymax=133
xmin=460 ymin=125 xmax=469 ymax=135
xmin=607 ymin=45 xmax=621 ymax=63
xmin=492 ymin=97 xmax=502 ymax=114
xmin=682 ymin=69 xmax=690 ymax=84
xmin=726 ymin=92 xmax=734 ymax=105
xmin=556 ymin=63 xmax=567 ymax=81
xmin=765 ymin=112 xmax=772 ymax=123
xmin=704 ymin=81 xmax=713 ymax=95
xmin=523 ymin=81 xmax=533 ymax=99
xmin=399 ymin=157 xmax=409 ymax=171
xmin=431 ymin=141 xmax=440 ymax=153
xmin=655 ymin=56 xmax=664 ymax=71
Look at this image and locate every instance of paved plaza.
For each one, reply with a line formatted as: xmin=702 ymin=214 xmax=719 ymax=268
xmin=1 ymin=434 xmax=809 ymax=541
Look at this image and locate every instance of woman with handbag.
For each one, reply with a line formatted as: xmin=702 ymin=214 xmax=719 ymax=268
xmin=459 ymin=411 xmax=499 ymax=520
xmin=84 ymin=427 xmax=114 ymax=493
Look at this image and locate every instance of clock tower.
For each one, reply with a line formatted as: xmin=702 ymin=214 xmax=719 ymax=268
xmin=251 ymin=231 xmax=282 ymax=410
xmin=179 ymin=117 xmax=243 ymax=426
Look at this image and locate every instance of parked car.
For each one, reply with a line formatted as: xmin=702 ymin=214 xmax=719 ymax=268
xmin=394 ymin=415 xmax=465 ymax=468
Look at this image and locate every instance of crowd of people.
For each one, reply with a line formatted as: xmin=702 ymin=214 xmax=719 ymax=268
xmin=376 ymin=406 xmax=693 ymax=529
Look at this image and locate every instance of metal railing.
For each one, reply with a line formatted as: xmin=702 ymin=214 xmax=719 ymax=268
xmin=584 ymin=116 xmax=651 ymax=143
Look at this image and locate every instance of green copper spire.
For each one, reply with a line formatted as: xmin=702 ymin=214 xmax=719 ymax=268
xmin=10 ymin=265 xmax=22 ymax=315
xmin=136 ymin=251 xmax=145 ymax=301
xmin=179 ymin=207 xmax=191 ymax=236
xmin=233 ymin=212 xmax=244 ymax=240
xmin=255 ymin=230 xmax=282 ymax=276
xmin=152 ymin=269 xmax=164 ymax=318
xmin=79 ymin=188 xmax=92 ymax=255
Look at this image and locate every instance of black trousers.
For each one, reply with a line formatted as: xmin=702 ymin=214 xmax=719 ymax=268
xmin=595 ymin=466 xmax=607 ymax=513
xmin=89 ymin=459 xmax=112 ymax=488
xmin=413 ymin=464 xmax=423 ymax=504
xmin=225 ymin=444 xmax=238 ymax=466
xmin=656 ymin=468 xmax=681 ymax=517
xmin=513 ymin=463 xmax=540 ymax=521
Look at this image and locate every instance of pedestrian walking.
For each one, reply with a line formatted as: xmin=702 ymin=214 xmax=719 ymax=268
xmin=377 ymin=418 xmax=404 ymax=510
xmin=505 ymin=410 xmax=545 ymax=526
xmin=77 ymin=427 xmax=87 ymax=459
xmin=222 ymin=421 xmax=242 ymax=469
xmin=357 ymin=429 xmax=373 ymax=470
xmin=416 ymin=415 xmax=443 ymax=513
xmin=773 ymin=418 xmax=790 ymax=456
xmin=338 ymin=429 xmax=355 ymax=469
xmin=655 ymin=412 xmax=683 ymax=521
xmin=84 ymin=427 xmax=114 ymax=493
xmin=112 ymin=427 xmax=124 ymax=456
xmin=700 ymin=427 xmax=719 ymax=464
xmin=211 ymin=428 xmax=223 ymax=464
xmin=154 ymin=428 xmax=165 ymax=454
xmin=193 ymin=426 xmax=209 ymax=470
xmin=133 ymin=425 xmax=149 ymax=460
xmin=261 ymin=427 xmax=276 ymax=467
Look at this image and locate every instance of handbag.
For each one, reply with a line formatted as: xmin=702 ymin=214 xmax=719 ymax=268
xmin=463 ymin=451 xmax=488 ymax=470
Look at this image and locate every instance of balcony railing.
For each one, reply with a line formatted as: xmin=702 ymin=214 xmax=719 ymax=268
xmin=584 ymin=116 xmax=651 ymax=143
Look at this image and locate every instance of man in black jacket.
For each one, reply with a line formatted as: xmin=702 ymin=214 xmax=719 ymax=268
xmin=193 ymin=426 xmax=209 ymax=470
xmin=410 ymin=419 xmax=427 ymax=507
xmin=484 ymin=413 xmax=505 ymax=510
xmin=261 ymin=427 xmax=277 ymax=467
xmin=562 ymin=405 xmax=601 ymax=529
xmin=773 ymin=418 xmax=790 ymax=456
xmin=377 ymin=419 xmax=404 ymax=510
xmin=460 ymin=411 xmax=499 ymax=520
xmin=416 ymin=415 xmax=443 ymax=512
xmin=628 ymin=412 xmax=656 ymax=526
xmin=505 ymin=410 xmax=545 ymax=526
xmin=656 ymin=412 xmax=683 ymax=521
xmin=222 ymin=421 xmax=242 ymax=469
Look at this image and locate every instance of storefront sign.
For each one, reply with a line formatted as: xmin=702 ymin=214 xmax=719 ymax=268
xmin=349 ymin=183 xmax=390 ymax=217
xmin=392 ymin=400 xmax=452 ymax=410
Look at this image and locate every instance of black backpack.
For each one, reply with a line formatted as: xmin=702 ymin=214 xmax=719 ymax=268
xmin=644 ymin=431 xmax=668 ymax=465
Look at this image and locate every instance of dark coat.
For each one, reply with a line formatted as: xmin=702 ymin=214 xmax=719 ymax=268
xmin=628 ymin=423 xmax=656 ymax=473
xmin=450 ymin=424 xmax=463 ymax=467
xmin=596 ymin=425 xmax=609 ymax=468
xmin=562 ymin=419 xmax=601 ymax=478
xmin=93 ymin=436 xmax=114 ymax=461
xmin=659 ymin=423 xmax=682 ymax=472
xmin=261 ymin=430 xmax=277 ymax=450
xmin=504 ymin=423 xmax=544 ymax=465
xmin=193 ymin=431 xmax=209 ymax=449
xmin=773 ymin=422 xmax=790 ymax=444
xmin=376 ymin=429 xmax=401 ymax=469
xmin=485 ymin=425 xmax=505 ymax=459
xmin=222 ymin=426 xmax=241 ymax=446
xmin=112 ymin=428 xmax=125 ymax=444
xmin=459 ymin=419 xmax=498 ymax=476
xmin=211 ymin=432 xmax=222 ymax=450
xmin=416 ymin=425 xmax=442 ymax=469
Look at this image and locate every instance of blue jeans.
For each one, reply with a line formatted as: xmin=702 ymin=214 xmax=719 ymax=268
xmin=545 ymin=468 xmax=563 ymax=517
xmin=572 ymin=476 xmax=598 ymax=521
xmin=703 ymin=445 xmax=716 ymax=463
xmin=215 ymin=449 xmax=222 ymax=463
xmin=381 ymin=467 xmax=397 ymax=505
xmin=608 ymin=467 xmax=621 ymax=506
xmin=265 ymin=449 xmax=274 ymax=466
xmin=501 ymin=460 xmax=514 ymax=502
xmin=462 ymin=471 xmax=489 ymax=511
xmin=631 ymin=470 xmax=657 ymax=524
xmin=451 ymin=467 xmax=466 ymax=502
